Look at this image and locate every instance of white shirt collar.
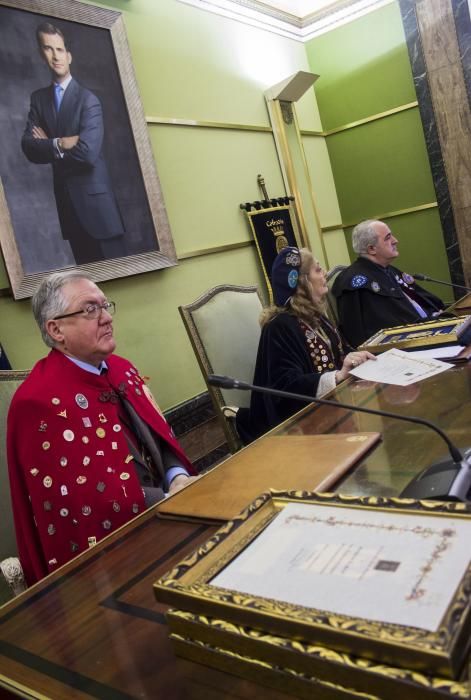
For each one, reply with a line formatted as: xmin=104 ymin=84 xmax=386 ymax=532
xmin=54 ymin=74 xmax=73 ymax=92
xmin=64 ymin=354 xmax=108 ymax=376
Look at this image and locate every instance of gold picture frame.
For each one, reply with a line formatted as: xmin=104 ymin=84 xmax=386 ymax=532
xmin=167 ymin=611 xmax=470 ymax=699
xmin=447 ymin=293 xmax=471 ymax=317
xmin=0 ymin=0 xmax=176 ymax=299
xmin=170 ymin=628 xmax=382 ymax=700
xmin=154 ymin=491 xmax=471 ymax=680
xmin=358 ymin=316 xmax=471 ymax=354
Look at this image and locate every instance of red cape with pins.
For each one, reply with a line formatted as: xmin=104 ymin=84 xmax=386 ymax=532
xmin=7 ymin=349 xmax=194 ymax=585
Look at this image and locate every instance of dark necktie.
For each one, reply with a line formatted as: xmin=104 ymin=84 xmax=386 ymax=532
xmin=99 ymin=370 xmax=164 ymax=485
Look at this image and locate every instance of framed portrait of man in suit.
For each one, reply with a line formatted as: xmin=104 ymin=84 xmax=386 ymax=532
xmin=0 ymin=0 xmax=177 ymax=299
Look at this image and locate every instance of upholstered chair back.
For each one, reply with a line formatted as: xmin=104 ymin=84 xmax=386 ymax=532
xmin=326 ymin=264 xmax=347 ymax=326
xmin=180 ymin=285 xmax=263 ymax=452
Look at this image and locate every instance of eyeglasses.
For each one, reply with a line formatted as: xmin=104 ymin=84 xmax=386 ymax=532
xmin=53 ymin=301 xmax=116 ymax=321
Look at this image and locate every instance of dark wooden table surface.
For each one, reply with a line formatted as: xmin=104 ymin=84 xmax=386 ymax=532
xmin=1 ymin=365 xmax=471 ymax=699
xmin=279 ymin=363 xmax=471 ymax=498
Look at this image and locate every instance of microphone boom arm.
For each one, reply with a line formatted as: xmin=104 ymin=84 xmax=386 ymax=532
xmin=412 ymin=273 xmax=471 ymax=293
xmin=208 ymin=374 xmax=463 ymax=464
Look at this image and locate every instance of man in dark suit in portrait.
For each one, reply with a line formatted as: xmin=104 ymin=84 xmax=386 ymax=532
xmin=22 ymin=23 xmax=127 ymax=265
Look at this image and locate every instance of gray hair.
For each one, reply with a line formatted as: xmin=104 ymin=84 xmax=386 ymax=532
xmin=352 ymin=220 xmax=380 ymax=255
xmin=32 ymin=270 xmax=92 ymax=348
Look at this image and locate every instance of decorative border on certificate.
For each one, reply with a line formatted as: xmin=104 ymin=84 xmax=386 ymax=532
xmin=154 ymin=491 xmax=471 ymax=679
xmin=358 ymin=316 xmax=471 ymax=354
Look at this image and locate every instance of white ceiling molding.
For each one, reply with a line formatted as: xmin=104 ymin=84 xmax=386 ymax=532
xmin=177 ymin=0 xmax=395 ymax=41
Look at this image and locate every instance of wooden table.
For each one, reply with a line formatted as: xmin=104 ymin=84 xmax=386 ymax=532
xmin=1 ymin=366 xmax=471 ymax=699
xmin=285 ymin=363 xmax=471 ymax=498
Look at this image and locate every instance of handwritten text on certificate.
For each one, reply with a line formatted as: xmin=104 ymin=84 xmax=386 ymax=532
xmin=211 ymin=503 xmax=471 ymax=631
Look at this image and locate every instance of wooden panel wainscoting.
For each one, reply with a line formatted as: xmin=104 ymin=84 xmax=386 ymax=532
xmin=164 ymin=392 xmax=230 ymax=472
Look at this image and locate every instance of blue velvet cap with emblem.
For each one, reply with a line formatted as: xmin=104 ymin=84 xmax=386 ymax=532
xmin=271 ymin=246 xmax=302 ymax=306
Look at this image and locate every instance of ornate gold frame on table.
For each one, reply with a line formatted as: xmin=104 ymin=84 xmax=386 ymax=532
xmin=447 ymin=293 xmax=471 ymax=317
xmin=358 ymin=316 xmax=471 ymax=354
xmin=171 ymin=631 xmax=379 ymax=700
xmin=168 ymin=611 xmax=470 ymax=699
xmin=154 ymin=491 xmax=471 ymax=680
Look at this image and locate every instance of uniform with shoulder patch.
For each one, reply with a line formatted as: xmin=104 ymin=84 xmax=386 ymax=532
xmin=331 ymin=257 xmax=444 ymax=348
xmin=351 ymin=274 xmax=368 ymax=288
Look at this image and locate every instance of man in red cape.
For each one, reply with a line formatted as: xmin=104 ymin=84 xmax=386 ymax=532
xmin=7 ymin=271 xmax=196 ymax=585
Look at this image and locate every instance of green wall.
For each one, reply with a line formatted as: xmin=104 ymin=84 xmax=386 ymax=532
xmin=0 ymin=0 xmax=456 ymax=408
xmin=305 ymin=0 xmax=452 ymax=299
xmin=307 ymin=2 xmax=415 ymax=130
xmin=0 ymin=0 xmax=332 ymax=408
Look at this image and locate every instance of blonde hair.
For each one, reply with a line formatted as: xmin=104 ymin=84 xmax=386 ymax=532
xmin=260 ymin=248 xmax=326 ymax=327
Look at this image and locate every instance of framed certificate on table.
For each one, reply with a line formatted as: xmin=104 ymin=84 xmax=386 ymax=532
xmin=154 ymin=491 xmax=471 ymax=679
xmin=447 ymin=293 xmax=471 ymax=317
xmin=167 ymin=610 xmax=470 ymax=699
xmin=359 ymin=316 xmax=471 ymax=354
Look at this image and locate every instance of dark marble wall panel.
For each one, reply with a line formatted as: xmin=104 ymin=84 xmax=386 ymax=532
xmin=399 ymin=0 xmax=465 ymax=289
xmin=453 ymin=0 xmax=471 ymax=103
xmin=452 ymin=0 xmax=471 ymax=284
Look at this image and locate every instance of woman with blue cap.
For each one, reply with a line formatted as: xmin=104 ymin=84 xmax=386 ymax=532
xmin=236 ymin=247 xmax=374 ymax=443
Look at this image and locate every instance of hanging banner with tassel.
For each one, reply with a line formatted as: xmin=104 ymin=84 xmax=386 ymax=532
xmin=241 ymin=188 xmax=300 ymax=304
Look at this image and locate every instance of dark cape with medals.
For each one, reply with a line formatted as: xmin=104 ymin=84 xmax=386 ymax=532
xmin=332 ymin=257 xmax=444 ymax=348
xmin=236 ymin=312 xmax=346 ymax=444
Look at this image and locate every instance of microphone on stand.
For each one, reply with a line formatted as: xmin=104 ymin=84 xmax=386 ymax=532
xmin=208 ymin=374 xmax=471 ymax=503
xmin=412 ymin=273 xmax=471 ymax=293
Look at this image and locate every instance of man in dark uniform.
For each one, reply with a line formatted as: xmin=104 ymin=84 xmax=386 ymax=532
xmin=22 ymin=23 xmax=126 ymax=265
xmin=331 ymin=220 xmax=444 ymax=348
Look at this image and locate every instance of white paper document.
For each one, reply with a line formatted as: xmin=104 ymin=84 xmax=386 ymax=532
xmin=349 ymin=348 xmax=452 ymax=385
xmin=406 ymin=345 xmax=463 ymax=360
xmin=211 ymin=503 xmax=471 ymax=631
